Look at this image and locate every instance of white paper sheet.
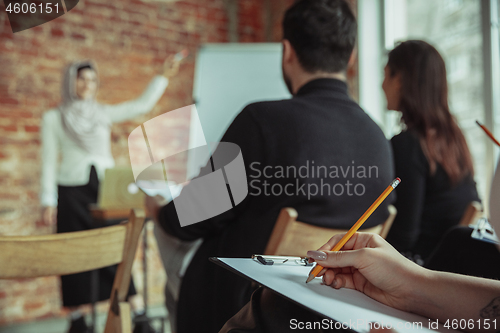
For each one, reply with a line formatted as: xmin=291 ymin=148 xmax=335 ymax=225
xmin=217 ymin=258 xmax=459 ymax=333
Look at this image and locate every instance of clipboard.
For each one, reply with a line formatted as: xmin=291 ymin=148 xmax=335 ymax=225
xmin=210 ymin=257 xmax=459 ymax=333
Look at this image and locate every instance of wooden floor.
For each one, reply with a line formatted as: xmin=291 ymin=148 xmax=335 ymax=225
xmin=0 ymin=305 xmax=170 ymax=333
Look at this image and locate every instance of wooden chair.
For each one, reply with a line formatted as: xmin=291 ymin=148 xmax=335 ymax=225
xmin=458 ymin=201 xmax=483 ymax=226
xmin=0 ymin=209 xmax=145 ymax=333
xmin=264 ymin=205 xmax=397 ymax=256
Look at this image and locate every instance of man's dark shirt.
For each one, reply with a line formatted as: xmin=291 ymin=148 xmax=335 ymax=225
xmin=158 ymin=78 xmax=394 ymax=333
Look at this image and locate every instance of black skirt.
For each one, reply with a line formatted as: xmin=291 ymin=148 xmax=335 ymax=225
xmin=57 ymin=166 xmax=136 ymax=307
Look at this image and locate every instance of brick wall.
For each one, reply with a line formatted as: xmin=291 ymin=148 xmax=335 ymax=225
xmin=0 ymin=0 xmax=357 ymax=325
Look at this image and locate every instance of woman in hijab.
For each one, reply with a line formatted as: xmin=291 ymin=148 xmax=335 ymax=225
xmin=40 ymin=56 xmax=181 ymax=333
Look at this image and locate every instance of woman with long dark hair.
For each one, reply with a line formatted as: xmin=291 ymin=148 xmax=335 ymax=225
xmin=383 ymin=40 xmax=480 ymax=262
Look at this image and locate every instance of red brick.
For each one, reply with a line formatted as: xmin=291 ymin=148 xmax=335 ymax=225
xmin=23 ymin=301 xmax=44 ymax=311
xmin=71 ymin=32 xmax=85 ymax=40
xmin=0 ymin=193 xmax=20 ymax=200
xmin=0 ymin=135 xmax=39 ymax=145
xmin=0 ymin=110 xmax=33 ymax=119
xmin=91 ymin=2 xmax=117 ymax=10
xmin=24 ymin=97 xmax=42 ymax=107
xmin=0 ymin=97 xmax=19 ymax=105
xmin=50 ymin=28 xmax=64 ymax=37
xmin=0 ymin=124 xmax=18 ymax=132
xmin=81 ymin=22 xmax=95 ymax=30
xmin=19 ymin=48 xmax=38 ymax=56
xmin=24 ymin=125 xmax=39 ymax=133
xmin=31 ymin=26 xmax=44 ymax=33
xmin=0 ymin=32 xmax=14 ymax=39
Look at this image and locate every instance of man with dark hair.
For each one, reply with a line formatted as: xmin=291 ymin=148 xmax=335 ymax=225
xmin=283 ymin=0 xmax=357 ymax=75
xmin=146 ymin=1 xmax=394 ymax=332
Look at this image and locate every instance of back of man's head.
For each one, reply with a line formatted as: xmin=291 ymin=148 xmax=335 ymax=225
xmin=283 ymin=0 xmax=357 ymax=74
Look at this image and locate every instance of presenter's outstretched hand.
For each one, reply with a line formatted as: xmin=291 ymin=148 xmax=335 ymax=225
xmin=307 ymin=232 xmax=429 ymax=312
xmin=162 ymin=54 xmax=182 ymax=78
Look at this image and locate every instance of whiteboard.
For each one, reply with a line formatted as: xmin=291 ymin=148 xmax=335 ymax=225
xmin=188 ymin=43 xmax=291 ymax=178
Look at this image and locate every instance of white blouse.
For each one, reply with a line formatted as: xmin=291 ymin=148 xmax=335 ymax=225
xmin=40 ymin=75 xmax=169 ymax=207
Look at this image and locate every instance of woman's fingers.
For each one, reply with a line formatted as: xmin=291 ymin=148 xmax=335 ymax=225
xmin=317 ymin=240 xmax=338 ymax=252
xmin=319 ymin=233 xmax=346 ymax=251
xmin=162 ymin=54 xmax=183 ymax=77
xmin=307 ymin=251 xmax=327 ymax=261
xmin=307 ymin=248 xmax=365 ymax=282
xmin=163 ymin=54 xmax=174 ymax=66
xmin=322 ymin=269 xmax=336 ymax=286
xmin=316 ymin=267 xmax=328 ymax=277
xmin=309 ymin=248 xmax=365 ymax=270
xmin=309 ymin=248 xmax=368 ymax=290
xmin=322 ymin=271 xmax=357 ymax=290
xmin=318 ymin=232 xmax=380 ymax=253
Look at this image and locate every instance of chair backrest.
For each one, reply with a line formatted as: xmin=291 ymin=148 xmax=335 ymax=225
xmin=264 ymin=206 xmax=397 ymax=256
xmin=458 ymin=201 xmax=483 ymax=226
xmin=0 ymin=209 xmax=145 ymax=333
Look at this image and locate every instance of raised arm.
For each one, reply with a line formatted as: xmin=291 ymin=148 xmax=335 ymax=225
xmin=103 ymin=75 xmax=169 ymax=123
xmin=307 ymin=232 xmax=500 ymax=332
xmin=104 ymin=55 xmax=182 ymax=123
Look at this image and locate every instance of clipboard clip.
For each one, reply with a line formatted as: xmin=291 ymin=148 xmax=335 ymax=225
xmin=252 ymin=255 xmax=314 ymax=266
xmin=471 ymin=217 xmax=500 ymax=245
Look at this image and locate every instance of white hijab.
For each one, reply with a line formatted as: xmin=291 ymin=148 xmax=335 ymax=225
xmin=59 ymin=60 xmax=110 ymax=155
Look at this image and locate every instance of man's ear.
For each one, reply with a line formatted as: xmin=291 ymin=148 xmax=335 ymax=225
xmin=282 ymin=39 xmax=294 ymax=65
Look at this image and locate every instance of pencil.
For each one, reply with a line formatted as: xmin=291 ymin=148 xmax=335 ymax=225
xmin=306 ymin=177 xmax=401 ymax=283
xmin=476 ymin=120 xmax=500 ymax=147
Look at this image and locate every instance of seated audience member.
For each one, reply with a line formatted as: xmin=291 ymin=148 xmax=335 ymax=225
xmin=383 ymin=40 xmax=480 ymax=262
xmin=145 ymin=1 xmax=394 ymax=332
xmin=221 ymin=158 xmax=500 ymax=333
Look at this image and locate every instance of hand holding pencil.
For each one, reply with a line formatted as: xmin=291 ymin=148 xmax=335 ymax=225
xmin=306 ymin=232 xmax=427 ymax=314
xmin=306 ymin=178 xmax=400 ymax=283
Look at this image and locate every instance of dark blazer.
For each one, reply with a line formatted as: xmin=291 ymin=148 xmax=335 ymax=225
xmin=158 ymin=78 xmax=395 ymax=333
